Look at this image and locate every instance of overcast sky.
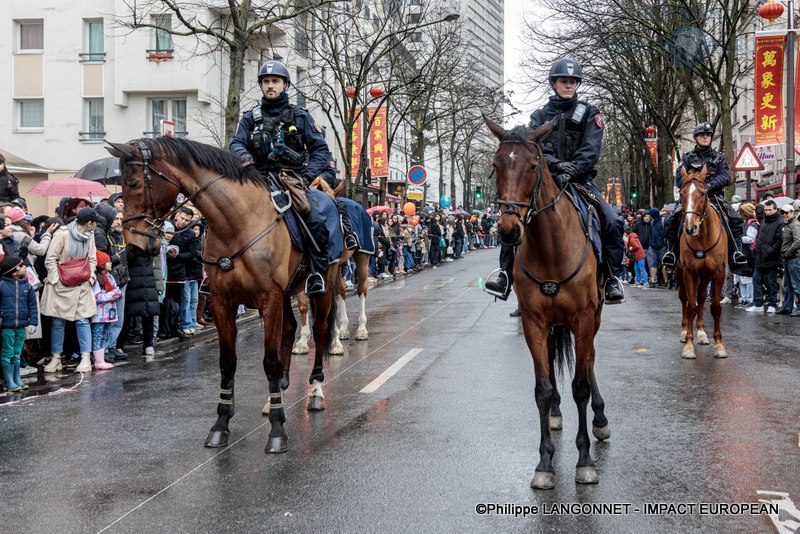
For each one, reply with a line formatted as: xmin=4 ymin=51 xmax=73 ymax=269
xmin=503 ymin=1 xmax=546 ymax=126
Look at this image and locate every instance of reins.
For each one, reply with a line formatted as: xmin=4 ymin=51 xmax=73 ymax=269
xmin=121 ymin=139 xmax=285 ymax=272
xmin=496 ymin=137 xmax=592 ymax=296
xmin=681 ymin=177 xmax=723 ymax=259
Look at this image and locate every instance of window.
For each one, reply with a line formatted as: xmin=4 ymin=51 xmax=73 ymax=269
xmin=148 ymin=98 xmax=187 ymax=137
xmin=17 ymin=20 xmax=43 ymax=52
xmin=409 ymin=32 xmax=422 ymax=42
xmin=295 ymin=68 xmax=306 ymax=108
xmin=295 ymin=28 xmax=309 ymax=58
xmin=83 ymin=20 xmax=105 ymax=62
xmin=153 ymin=15 xmax=172 ymax=51
xmin=81 ymin=99 xmax=104 ymax=141
xmin=16 ymin=99 xmax=44 ymax=130
xmin=408 ymin=13 xmax=421 ymax=24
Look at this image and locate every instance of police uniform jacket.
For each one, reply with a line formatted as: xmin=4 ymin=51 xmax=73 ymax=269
xmin=229 ymin=95 xmax=336 ymax=187
xmin=529 ymin=95 xmax=604 ymax=182
xmin=674 ymin=146 xmax=729 ymax=197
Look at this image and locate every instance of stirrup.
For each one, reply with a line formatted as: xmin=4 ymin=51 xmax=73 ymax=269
xmin=732 ymin=251 xmax=748 ymax=266
xmin=304 ymin=273 xmax=326 ymax=298
xmin=484 ymin=268 xmax=510 ymax=300
xmin=662 ymin=251 xmax=676 ymax=273
xmin=344 ymin=234 xmax=358 ymax=250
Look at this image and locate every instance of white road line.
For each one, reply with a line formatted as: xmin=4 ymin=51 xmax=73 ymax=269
xmin=360 ymin=348 xmax=423 ymax=393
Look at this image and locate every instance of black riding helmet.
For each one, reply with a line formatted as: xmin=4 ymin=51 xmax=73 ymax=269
xmin=693 ymin=122 xmax=714 ymax=138
xmin=258 ymin=60 xmax=291 ymax=87
xmin=549 ymin=58 xmax=583 ymax=84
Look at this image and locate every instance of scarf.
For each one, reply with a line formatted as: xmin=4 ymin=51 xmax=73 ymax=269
xmin=261 ymin=93 xmax=290 ymax=116
xmin=67 ymin=220 xmax=93 ymax=259
xmin=98 ymin=271 xmax=114 ymax=293
xmin=547 ymin=94 xmax=579 ymax=112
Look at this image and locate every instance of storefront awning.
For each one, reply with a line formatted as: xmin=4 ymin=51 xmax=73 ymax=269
xmin=0 ymin=149 xmax=53 ymax=174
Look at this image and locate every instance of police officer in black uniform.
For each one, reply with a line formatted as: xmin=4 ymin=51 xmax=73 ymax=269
xmin=661 ymin=122 xmax=747 ymax=272
xmin=230 ymin=60 xmax=356 ymax=298
xmin=484 ymin=58 xmax=626 ymax=304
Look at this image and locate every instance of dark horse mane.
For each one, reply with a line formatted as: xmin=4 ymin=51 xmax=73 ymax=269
xmin=504 ymin=125 xmax=533 ymax=144
xmin=132 ymin=136 xmax=265 ymax=188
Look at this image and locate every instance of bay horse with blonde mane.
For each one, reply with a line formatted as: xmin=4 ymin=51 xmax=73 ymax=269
xmin=108 ymin=136 xmax=340 ymax=454
xmin=675 ymin=165 xmax=728 ymax=359
xmin=486 ymin=118 xmax=611 ymax=490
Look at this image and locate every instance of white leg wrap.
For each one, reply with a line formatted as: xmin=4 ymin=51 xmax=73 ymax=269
xmin=355 ymin=293 xmax=369 ymax=340
xmin=337 ymin=295 xmax=349 ymax=339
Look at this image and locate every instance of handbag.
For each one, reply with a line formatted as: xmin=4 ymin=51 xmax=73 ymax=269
xmin=58 ymin=256 xmax=91 ymax=287
xmin=439 ymin=236 xmax=446 ymax=249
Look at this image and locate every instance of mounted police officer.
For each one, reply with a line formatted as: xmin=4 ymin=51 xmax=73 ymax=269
xmin=230 ymin=60 xmax=356 ymax=299
xmin=484 ymin=58 xmax=626 ymax=304
xmin=661 ymin=122 xmax=747 ymax=272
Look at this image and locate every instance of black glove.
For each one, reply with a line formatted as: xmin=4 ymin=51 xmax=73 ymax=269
xmin=556 ymin=174 xmax=572 ymax=188
xmin=240 ymin=153 xmax=255 ymax=167
xmin=558 ymin=162 xmax=579 ymax=178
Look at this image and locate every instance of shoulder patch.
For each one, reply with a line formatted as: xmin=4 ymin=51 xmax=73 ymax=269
xmin=594 ymin=114 xmax=605 ymax=128
xmin=313 ymin=122 xmax=322 ymax=133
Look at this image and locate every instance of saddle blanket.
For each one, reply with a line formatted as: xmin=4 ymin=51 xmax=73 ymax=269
xmin=308 ymin=188 xmax=343 ymax=263
xmin=571 ymin=188 xmax=603 ymax=265
xmin=338 ymin=197 xmax=375 ymax=255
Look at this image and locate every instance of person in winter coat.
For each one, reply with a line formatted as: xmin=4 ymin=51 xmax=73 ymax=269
xmin=41 ymin=208 xmax=100 ymax=373
xmin=0 ymin=256 xmax=38 ymax=392
xmin=778 ymin=204 xmax=800 ymax=315
xmin=734 ymin=203 xmax=758 ymax=309
xmin=627 ymin=231 xmax=648 ymax=286
xmin=90 ymin=250 xmax=121 ymax=370
xmin=0 ymin=154 xmax=21 ymax=203
xmin=94 ymin=204 xmax=129 ymax=360
xmin=167 ymin=207 xmax=202 ymax=337
xmin=646 ymin=208 xmax=667 ymax=287
xmin=748 ymin=200 xmax=784 ymax=313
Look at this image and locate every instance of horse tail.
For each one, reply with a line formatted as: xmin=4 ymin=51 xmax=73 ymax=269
xmin=551 ymin=325 xmax=574 ymax=379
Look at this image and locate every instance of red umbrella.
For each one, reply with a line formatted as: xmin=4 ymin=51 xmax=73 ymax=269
xmin=28 ymin=177 xmax=112 ymax=197
xmin=366 ymin=205 xmax=393 ymax=216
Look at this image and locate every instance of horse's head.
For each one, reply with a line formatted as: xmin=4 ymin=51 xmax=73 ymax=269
xmin=106 ymin=139 xmax=182 ymax=256
xmin=680 ymin=165 xmax=708 ymax=237
xmin=485 ymin=117 xmax=554 ymax=245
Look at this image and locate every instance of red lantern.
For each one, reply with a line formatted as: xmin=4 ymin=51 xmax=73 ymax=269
xmin=645 ymin=126 xmax=657 ymax=137
xmin=758 ymin=0 xmax=784 ymax=22
xmin=368 ymin=86 xmax=385 ymax=98
xmin=345 ymin=87 xmax=356 ymax=98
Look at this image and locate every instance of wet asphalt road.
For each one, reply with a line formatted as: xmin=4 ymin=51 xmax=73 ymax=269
xmin=1 ymin=248 xmax=799 ymax=533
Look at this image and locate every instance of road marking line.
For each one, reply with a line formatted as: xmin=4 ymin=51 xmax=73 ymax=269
xmin=360 ymin=348 xmax=423 ymax=393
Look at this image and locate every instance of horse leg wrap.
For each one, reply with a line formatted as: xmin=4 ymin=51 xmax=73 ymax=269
xmin=309 ymin=366 xmax=325 ymax=385
xmin=269 ymin=393 xmax=286 ymax=423
xmin=219 ymin=387 xmax=234 ymax=405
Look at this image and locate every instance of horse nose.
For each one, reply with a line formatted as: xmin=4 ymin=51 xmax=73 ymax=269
xmin=500 ymin=225 xmax=521 ymax=244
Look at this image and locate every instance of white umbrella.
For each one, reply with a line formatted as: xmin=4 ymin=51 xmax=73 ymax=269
xmin=759 ymin=195 xmax=793 ymax=208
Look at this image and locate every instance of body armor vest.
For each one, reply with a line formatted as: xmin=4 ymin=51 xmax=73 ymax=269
xmin=687 ymin=150 xmax=722 ymax=180
xmin=250 ymin=105 xmax=309 ymax=172
xmin=541 ymin=102 xmax=589 ymax=163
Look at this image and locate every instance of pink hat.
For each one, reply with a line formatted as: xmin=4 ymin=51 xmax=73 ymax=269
xmin=5 ymin=206 xmax=25 ymax=223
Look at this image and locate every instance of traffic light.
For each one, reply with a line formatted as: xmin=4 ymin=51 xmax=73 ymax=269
xmin=475 ymin=186 xmax=482 ymax=199
xmin=630 ymin=185 xmax=638 ymax=201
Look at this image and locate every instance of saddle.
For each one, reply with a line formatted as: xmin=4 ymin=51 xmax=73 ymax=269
xmin=567 ymin=183 xmax=603 ymax=264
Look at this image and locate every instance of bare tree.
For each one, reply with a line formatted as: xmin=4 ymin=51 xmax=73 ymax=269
xmin=115 ymin=0 xmax=343 ymax=146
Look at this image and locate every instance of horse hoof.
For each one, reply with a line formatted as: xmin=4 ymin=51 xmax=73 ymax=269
xmin=291 ymin=343 xmax=309 ymax=355
xmin=204 ymin=430 xmax=229 ymax=448
xmin=265 ymin=436 xmax=288 ymax=454
xmin=307 ymin=395 xmax=325 ymax=412
xmin=339 ymin=331 xmax=350 ymax=340
xmin=714 ymin=347 xmax=728 ymax=359
xmin=592 ymin=424 xmax=611 ymax=441
xmin=575 ymin=466 xmax=599 ymax=484
xmin=530 ymin=471 xmax=555 ymax=490
xmin=680 ymin=331 xmax=687 ymax=343
xmin=549 ymin=416 xmax=563 ymax=430
xmin=355 ymin=330 xmax=369 ymax=340
xmin=329 ymin=343 xmax=344 ymax=356
xmin=696 ymin=331 xmax=710 ymax=345
xmin=681 ymin=347 xmax=696 ymax=359
xmin=261 ymin=399 xmax=270 ymax=416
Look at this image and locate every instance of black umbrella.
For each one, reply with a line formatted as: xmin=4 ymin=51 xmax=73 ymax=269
xmin=74 ymin=156 xmax=122 ymax=184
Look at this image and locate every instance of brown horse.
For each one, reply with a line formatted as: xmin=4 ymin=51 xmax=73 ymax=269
xmin=676 ymin=166 xmax=728 ymax=359
xmin=486 ymin=119 xmax=611 ymax=490
xmin=108 ymin=137 xmax=339 ymax=454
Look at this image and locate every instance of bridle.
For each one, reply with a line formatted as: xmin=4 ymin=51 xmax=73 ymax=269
xmin=682 ymin=177 xmax=711 ymax=226
xmin=681 ymin=177 xmax=723 ymax=259
xmin=121 ymin=140 xmax=225 ymax=240
xmin=496 ymin=139 xmax=568 ymax=234
xmin=494 ymin=136 xmax=591 ymax=296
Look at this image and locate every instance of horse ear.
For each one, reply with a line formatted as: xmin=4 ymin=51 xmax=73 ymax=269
xmin=529 ymin=121 xmax=554 ymax=144
xmin=106 ymin=141 xmax=135 ymax=159
xmin=700 ymin=164 xmax=708 ymax=180
xmin=681 ymin=166 xmax=688 ymax=180
xmin=484 ymin=115 xmax=506 ymax=140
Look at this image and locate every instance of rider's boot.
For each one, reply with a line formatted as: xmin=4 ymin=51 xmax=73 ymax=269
xmin=337 ymin=200 xmax=359 ymax=250
xmin=485 ymin=269 xmax=512 ymax=301
xmin=604 ymin=276 xmax=625 ymax=303
xmin=305 ymin=250 xmax=328 ymax=299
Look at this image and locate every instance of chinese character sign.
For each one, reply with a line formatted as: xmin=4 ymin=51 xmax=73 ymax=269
xmin=350 ymin=108 xmax=363 ymax=178
xmin=645 ymin=138 xmax=658 ymax=169
xmin=368 ymin=106 xmax=389 ymax=178
xmin=754 ymin=36 xmax=785 ymax=146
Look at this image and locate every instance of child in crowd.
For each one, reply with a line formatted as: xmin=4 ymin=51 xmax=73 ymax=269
xmin=0 ymin=256 xmax=38 ymax=392
xmin=627 ymin=231 xmax=648 ymax=287
xmin=91 ymin=250 xmax=122 ymax=371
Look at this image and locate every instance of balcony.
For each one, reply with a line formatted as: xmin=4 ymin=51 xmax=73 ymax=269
xmin=79 ymin=52 xmax=106 ymax=63
xmin=79 ymin=131 xmax=106 ymax=143
xmin=146 ymin=49 xmax=174 ymax=63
